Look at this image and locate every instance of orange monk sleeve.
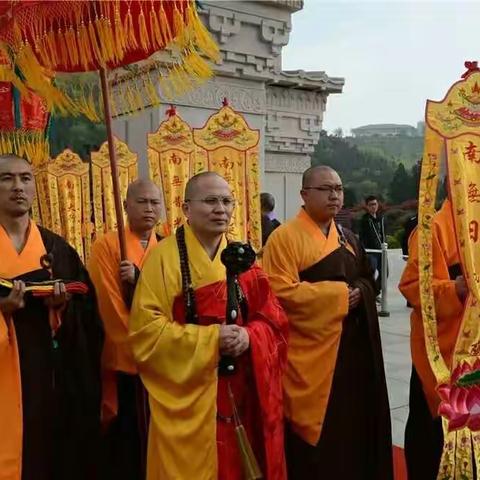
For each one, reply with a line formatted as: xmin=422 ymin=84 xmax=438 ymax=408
xmin=262 ymin=230 xmax=349 ymax=330
xmin=0 ymin=309 xmax=22 ymax=479
xmin=0 ymin=311 xmax=9 ymax=350
xmin=88 ymin=238 xmax=130 ymax=338
xmin=399 ymin=229 xmax=464 ymax=320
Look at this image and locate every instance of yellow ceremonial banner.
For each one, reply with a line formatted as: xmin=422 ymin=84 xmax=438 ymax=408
xmin=148 ymin=108 xmax=205 ymax=234
xmin=34 ymin=150 xmax=92 ymax=262
xmin=417 ymin=127 xmax=449 ymax=382
xmin=448 ymin=135 xmax=480 ymax=302
xmin=419 ymin=67 xmax=480 ymax=478
xmin=448 ymin=136 xmax=480 ymax=367
xmin=193 ymin=103 xmax=261 ymax=250
xmin=91 ymin=138 xmax=138 ymax=237
xmin=31 ymin=191 xmax=42 ymax=226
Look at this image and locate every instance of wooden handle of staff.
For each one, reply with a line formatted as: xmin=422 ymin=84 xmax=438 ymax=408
xmin=99 ymin=67 xmax=127 ymax=261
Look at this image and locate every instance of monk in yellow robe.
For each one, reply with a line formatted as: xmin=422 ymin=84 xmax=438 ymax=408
xmin=0 ymin=154 xmax=103 ymax=480
xmin=399 ymin=197 xmax=467 ymax=480
xmin=262 ymin=165 xmax=393 ymax=479
xmin=129 ymin=172 xmax=288 ymax=480
xmin=88 ymin=179 xmax=162 ymax=480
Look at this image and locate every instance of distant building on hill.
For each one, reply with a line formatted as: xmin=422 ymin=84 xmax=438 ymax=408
xmin=351 ymin=123 xmax=419 ymax=137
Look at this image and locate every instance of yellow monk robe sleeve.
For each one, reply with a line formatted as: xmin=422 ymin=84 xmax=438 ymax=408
xmin=399 ymin=228 xmax=464 ymax=320
xmin=262 ymin=229 xmax=349 ymax=333
xmin=129 ymin=246 xmax=220 ymax=387
xmin=129 ymin=243 xmax=221 ymax=478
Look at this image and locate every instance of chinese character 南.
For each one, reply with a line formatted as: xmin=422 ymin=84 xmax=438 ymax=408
xmin=465 ymin=141 xmax=480 ymax=163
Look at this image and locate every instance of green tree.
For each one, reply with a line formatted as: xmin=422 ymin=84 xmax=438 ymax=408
xmin=389 ymin=163 xmax=414 ymax=204
xmin=49 ymin=114 xmax=106 ymax=160
xmin=343 ymin=186 xmax=357 ymax=208
xmin=312 ymin=131 xmax=396 ymax=204
xmin=333 ymin=127 xmax=343 ymax=138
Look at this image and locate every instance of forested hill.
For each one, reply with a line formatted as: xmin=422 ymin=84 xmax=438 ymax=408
xmin=312 ymin=131 xmax=421 ymax=206
xmin=348 ymin=135 xmax=423 ymax=169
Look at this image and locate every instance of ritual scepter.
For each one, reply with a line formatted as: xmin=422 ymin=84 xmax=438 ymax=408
xmin=219 ymin=241 xmax=256 ymax=375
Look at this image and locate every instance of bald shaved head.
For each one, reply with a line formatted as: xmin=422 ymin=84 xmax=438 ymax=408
xmin=124 ymin=178 xmax=162 ymax=235
xmin=182 ymin=171 xmax=234 ymax=237
xmin=184 ymin=171 xmax=224 ymax=200
xmin=300 ymin=165 xmax=343 ymax=225
xmin=126 ymin=178 xmax=160 ymax=200
xmin=302 ymin=165 xmax=337 ymax=188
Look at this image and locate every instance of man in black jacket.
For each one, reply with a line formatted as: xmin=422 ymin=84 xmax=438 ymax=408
xmin=402 ymin=213 xmax=418 ymax=261
xmin=359 ymin=195 xmax=386 ymax=293
xmin=261 ymin=192 xmax=281 ymax=246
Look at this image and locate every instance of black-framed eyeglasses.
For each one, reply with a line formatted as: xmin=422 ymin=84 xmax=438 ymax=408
xmin=303 ymin=185 xmax=344 ymax=194
xmin=185 ymin=196 xmax=236 ymax=208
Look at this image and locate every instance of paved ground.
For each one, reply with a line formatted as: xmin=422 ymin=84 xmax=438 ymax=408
xmin=379 ymin=249 xmax=411 ymax=448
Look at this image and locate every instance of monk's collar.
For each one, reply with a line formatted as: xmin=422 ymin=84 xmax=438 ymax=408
xmin=127 ymin=224 xmax=152 ymax=242
xmin=298 ymin=207 xmax=334 ymax=230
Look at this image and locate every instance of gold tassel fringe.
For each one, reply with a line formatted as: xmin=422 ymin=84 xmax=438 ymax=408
xmin=0 ymin=0 xmax=218 ymax=122
xmin=0 ymin=131 xmax=50 ymax=167
xmin=227 ymin=383 xmax=262 ymax=480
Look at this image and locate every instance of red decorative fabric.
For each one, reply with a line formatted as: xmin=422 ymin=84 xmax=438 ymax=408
xmin=20 ymin=93 xmax=48 ymax=130
xmin=0 ymin=1 xmax=189 ymax=72
xmin=0 ymin=82 xmax=14 ymax=129
xmin=393 ymin=446 xmax=407 ymax=480
xmin=172 ymin=265 xmax=288 ymax=480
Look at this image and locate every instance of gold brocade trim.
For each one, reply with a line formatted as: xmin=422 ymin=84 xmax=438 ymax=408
xmin=246 ymin=149 xmax=261 ymax=251
xmin=437 ymin=418 xmax=456 ymax=479
xmin=91 ymin=137 xmax=138 ymax=237
xmin=31 ymin=192 xmax=41 ymax=226
xmin=455 ymin=428 xmax=474 ymax=479
xmin=418 ymin=127 xmax=449 ymax=383
xmin=418 ymin=127 xmax=458 ymax=479
xmin=473 ymin=431 xmax=480 ymax=473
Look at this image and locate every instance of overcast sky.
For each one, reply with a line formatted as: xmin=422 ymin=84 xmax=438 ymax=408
xmin=281 ymin=0 xmax=480 ymax=134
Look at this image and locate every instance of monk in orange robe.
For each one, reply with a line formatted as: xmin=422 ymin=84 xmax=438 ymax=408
xmin=399 ymin=197 xmax=467 ymax=480
xmin=0 ymin=154 xmax=103 ymax=480
xmin=129 ymin=172 xmax=288 ymax=480
xmin=262 ymin=165 xmax=393 ymax=480
xmin=88 ymin=179 xmax=162 ymax=480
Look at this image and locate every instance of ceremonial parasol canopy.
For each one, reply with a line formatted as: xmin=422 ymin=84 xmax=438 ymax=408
xmin=0 ymin=0 xmax=219 ymax=258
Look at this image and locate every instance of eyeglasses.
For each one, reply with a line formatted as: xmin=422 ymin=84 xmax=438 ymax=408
xmin=303 ymin=185 xmax=344 ymax=194
xmin=185 ymin=196 xmax=236 ymax=208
